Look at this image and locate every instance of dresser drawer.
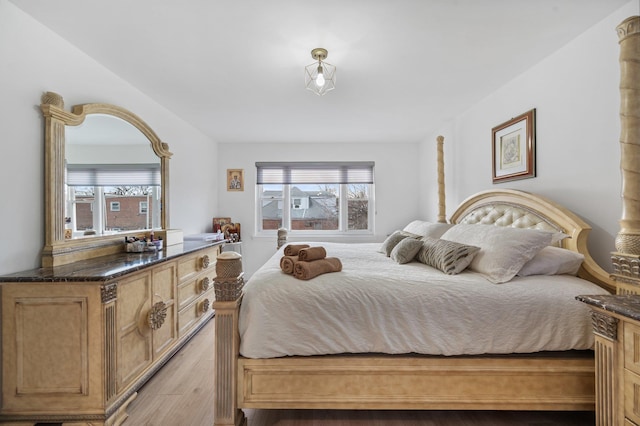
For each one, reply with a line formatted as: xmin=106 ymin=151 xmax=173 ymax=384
xmin=178 ymin=288 xmax=215 ymax=336
xmin=178 ymin=272 xmax=216 ymax=310
xmin=625 ymin=322 xmax=640 ymax=376
xmin=625 ymin=368 xmax=640 ymax=424
xmin=177 ymin=246 xmax=219 ymax=283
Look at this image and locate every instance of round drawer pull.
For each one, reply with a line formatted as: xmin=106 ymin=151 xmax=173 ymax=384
xmin=201 ymin=277 xmax=211 ymax=292
xmin=200 ymin=298 xmax=211 ymax=314
xmin=201 ymin=255 xmax=211 ymax=269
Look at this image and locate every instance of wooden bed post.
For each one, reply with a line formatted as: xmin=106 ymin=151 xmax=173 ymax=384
xmin=213 ymin=297 xmax=245 ymax=426
xmin=613 ymin=16 xmax=640 ymax=266
xmin=213 ymin=252 xmax=247 ymax=426
xmin=437 ymin=135 xmax=446 ymax=223
xmin=589 ymin=15 xmax=640 ymax=426
xmin=611 ymin=16 xmax=640 ymax=292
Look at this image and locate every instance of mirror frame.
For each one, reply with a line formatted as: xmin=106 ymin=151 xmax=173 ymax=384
xmin=40 ymin=91 xmax=172 ymax=267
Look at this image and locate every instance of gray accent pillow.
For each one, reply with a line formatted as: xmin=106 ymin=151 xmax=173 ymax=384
xmin=390 ymin=238 xmax=424 ymax=264
xmin=416 ymin=237 xmax=480 ymax=275
xmin=380 ymin=230 xmax=419 ymax=257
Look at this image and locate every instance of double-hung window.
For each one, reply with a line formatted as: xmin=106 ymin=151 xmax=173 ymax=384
xmin=256 ymin=161 xmax=374 ymax=235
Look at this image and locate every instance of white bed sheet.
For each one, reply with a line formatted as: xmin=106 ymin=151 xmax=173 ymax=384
xmin=238 ymin=242 xmax=608 ymax=358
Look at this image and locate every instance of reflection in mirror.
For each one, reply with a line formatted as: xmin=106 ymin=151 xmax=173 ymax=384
xmin=65 ymin=115 xmax=162 ymax=239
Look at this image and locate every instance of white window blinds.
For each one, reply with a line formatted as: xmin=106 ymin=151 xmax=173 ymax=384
xmin=256 ymin=162 xmax=374 ymax=185
xmin=66 ymin=164 xmax=161 ymax=186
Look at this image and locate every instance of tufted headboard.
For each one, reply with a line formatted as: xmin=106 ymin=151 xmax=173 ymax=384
xmin=449 ymin=189 xmax=615 ymax=293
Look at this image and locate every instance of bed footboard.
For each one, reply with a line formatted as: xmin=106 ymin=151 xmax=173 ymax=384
xmin=237 ymin=353 xmax=595 ymax=411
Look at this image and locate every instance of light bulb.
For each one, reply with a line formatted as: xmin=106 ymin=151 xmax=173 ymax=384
xmin=315 ymin=64 xmax=325 ymax=87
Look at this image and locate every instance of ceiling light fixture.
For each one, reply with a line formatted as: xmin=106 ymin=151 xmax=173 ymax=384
xmin=304 ymin=48 xmax=336 ymax=96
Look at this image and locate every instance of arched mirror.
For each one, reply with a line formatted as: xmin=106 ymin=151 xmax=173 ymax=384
xmin=40 ymin=92 xmax=172 ymax=267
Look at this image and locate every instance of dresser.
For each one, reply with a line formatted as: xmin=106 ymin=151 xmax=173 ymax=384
xmin=578 ymin=294 xmax=640 ymax=426
xmin=0 ymin=240 xmax=223 ymax=426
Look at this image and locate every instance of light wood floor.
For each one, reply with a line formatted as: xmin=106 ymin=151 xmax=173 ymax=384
xmin=126 ymin=318 xmax=595 ymax=426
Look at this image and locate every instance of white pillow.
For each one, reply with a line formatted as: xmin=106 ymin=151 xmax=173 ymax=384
xmin=517 ymin=246 xmax=584 ymax=276
xmin=440 ymin=224 xmax=553 ymax=283
xmin=403 ymin=220 xmax=453 ymax=239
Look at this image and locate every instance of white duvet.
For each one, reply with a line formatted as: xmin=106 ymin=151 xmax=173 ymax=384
xmin=238 ymin=242 xmax=608 ymax=358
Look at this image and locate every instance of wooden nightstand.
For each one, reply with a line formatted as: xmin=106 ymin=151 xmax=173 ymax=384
xmin=578 ymin=294 xmax=640 ymax=425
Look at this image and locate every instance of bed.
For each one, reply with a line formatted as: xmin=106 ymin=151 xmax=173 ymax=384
xmin=213 ymin=188 xmax=617 ymax=426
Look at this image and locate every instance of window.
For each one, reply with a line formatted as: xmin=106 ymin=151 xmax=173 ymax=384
xmin=65 ymin=163 xmax=161 ymax=236
xmin=256 ymin=162 xmax=374 ymax=234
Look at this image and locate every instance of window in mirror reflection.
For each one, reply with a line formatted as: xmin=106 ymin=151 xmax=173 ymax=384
xmin=66 ymin=164 xmax=161 ymax=238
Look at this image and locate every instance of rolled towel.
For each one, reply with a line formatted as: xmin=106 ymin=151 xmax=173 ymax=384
xmin=298 ymin=246 xmax=326 ymax=261
xmin=280 ymin=255 xmax=298 ymax=274
xmin=293 ymin=257 xmax=343 ymax=280
xmin=284 ymin=244 xmax=310 ymax=256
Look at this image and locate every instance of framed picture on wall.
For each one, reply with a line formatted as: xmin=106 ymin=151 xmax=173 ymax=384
xmin=227 ymin=169 xmax=244 ymax=191
xmin=213 ymin=217 xmax=231 ymax=233
xmin=491 ymin=108 xmax=536 ymax=183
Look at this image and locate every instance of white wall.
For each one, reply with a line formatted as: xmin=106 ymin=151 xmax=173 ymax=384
xmin=0 ymin=0 xmax=218 ymax=274
xmin=217 ymin=142 xmax=422 ymax=276
xmin=419 ymin=1 xmax=640 ymax=272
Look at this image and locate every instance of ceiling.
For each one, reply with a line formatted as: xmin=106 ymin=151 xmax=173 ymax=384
xmin=10 ymin=0 xmax=629 ymax=144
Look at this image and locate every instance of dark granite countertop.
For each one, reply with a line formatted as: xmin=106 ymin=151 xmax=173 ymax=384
xmin=0 ymin=240 xmax=225 ymax=283
xmin=576 ymin=294 xmax=640 ymax=323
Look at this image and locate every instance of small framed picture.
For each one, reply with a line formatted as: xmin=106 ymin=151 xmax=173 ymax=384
xmin=213 ymin=217 xmax=232 ymax=233
xmin=227 ymin=169 xmax=244 ymax=191
xmin=492 ymin=109 xmax=536 ymax=183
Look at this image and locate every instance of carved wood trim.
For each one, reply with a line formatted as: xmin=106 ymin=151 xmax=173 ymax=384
xmin=591 ymin=311 xmax=618 ymax=341
xmin=615 ymin=16 xmax=640 ymax=255
xmin=69 ymin=102 xmax=172 ymax=158
xmin=594 ymin=336 xmax=618 ymax=426
xmin=101 ymin=282 xmax=118 ymax=303
xmin=41 ymin=91 xmax=64 ymax=108
xmin=617 ymin=15 xmax=640 ymax=41
xmin=105 ymin=303 xmax=117 ymax=402
xmin=214 ymin=275 xmax=245 ymax=302
xmin=148 ymin=301 xmax=168 ymax=330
